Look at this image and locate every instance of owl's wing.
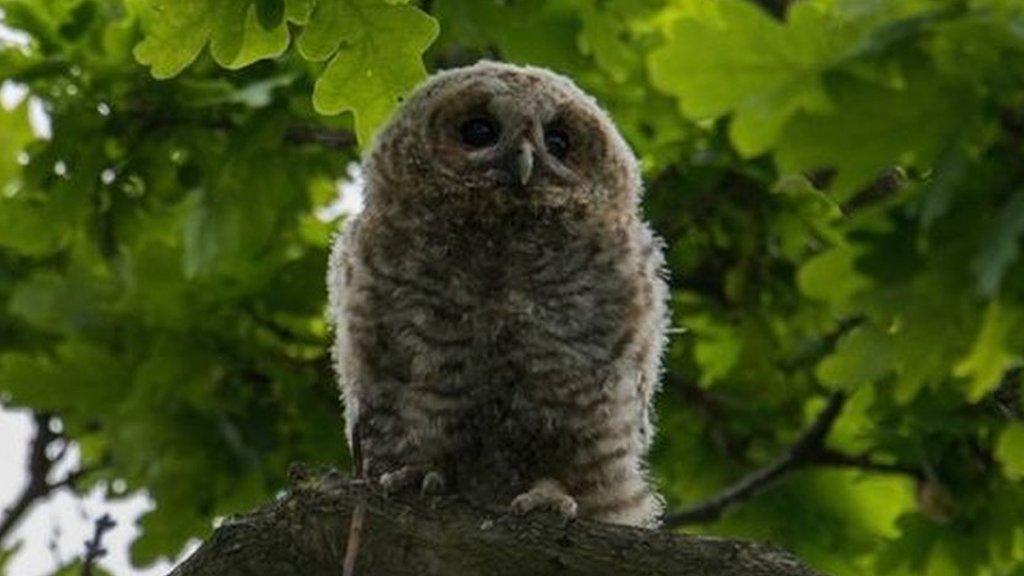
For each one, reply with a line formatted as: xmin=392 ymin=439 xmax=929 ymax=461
xmin=636 ymin=225 xmax=669 ymax=449
xmin=327 ymin=215 xmax=363 ymax=452
xmin=327 ymin=217 xmax=359 ymax=333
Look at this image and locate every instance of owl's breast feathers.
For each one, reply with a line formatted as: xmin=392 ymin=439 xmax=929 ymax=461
xmin=336 ymin=203 xmax=666 ymax=524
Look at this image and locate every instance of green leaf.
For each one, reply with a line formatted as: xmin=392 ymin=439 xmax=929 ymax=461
xmin=285 ymin=0 xmax=315 ymax=24
xmin=7 ymin=271 xmax=101 ymax=335
xmin=798 ymin=244 xmax=872 ymax=311
xmin=692 ymin=319 xmax=742 ymax=386
xmin=132 ymin=0 xmax=291 ymax=78
xmin=300 ymin=0 xmax=438 ymax=145
xmin=776 ymin=70 xmax=974 ymax=200
xmin=972 ymin=190 xmax=1024 ymax=296
xmin=0 ymin=101 xmax=65 ymax=255
xmin=817 ymin=324 xmax=897 ymax=391
xmin=182 ymin=123 xmax=308 ymax=280
xmin=954 ymin=299 xmax=1024 ymax=401
xmin=131 ymin=505 xmax=208 ymax=566
xmin=995 ymin=423 xmax=1024 ymax=480
xmin=256 ymin=0 xmax=286 ymax=30
xmin=648 ymin=1 xmax=856 ymax=157
xmin=0 ymin=98 xmax=33 ymax=192
xmin=577 ymin=0 xmax=641 ymax=83
xmin=0 ymin=342 xmax=130 ymax=414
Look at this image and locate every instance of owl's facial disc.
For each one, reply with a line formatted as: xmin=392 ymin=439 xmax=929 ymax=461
xmin=449 ymin=106 xmax=581 ymax=194
xmin=369 ymin=62 xmax=641 ymax=212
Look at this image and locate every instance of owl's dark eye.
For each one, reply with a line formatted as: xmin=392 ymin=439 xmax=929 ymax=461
xmin=544 ymin=127 xmax=570 ymax=160
xmin=459 ymin=115 xmax=500 ymax=148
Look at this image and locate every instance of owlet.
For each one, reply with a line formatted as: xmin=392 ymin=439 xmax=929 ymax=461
xmin=328 ymin=61 xmax=668 ymax=527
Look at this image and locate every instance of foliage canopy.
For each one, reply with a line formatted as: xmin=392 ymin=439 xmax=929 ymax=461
xmin=1 ymin=0 xmax=1023 ymax=574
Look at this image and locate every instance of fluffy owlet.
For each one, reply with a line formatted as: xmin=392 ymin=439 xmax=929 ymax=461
xmin=328 ymin=61 xmax=668 ymax=527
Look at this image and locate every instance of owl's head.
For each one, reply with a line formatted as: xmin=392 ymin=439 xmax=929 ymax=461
xmin=365 ymin=61 xmax=641 ymax=214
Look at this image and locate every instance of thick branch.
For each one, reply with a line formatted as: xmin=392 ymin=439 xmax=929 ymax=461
xmin=663 ymin=393 xmax=848 ymax=528
xmin=169 ymin=473 xmax=824 ymax=576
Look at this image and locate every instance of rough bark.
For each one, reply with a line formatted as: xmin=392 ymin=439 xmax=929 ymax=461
xmin=168 ymin=472 xmax=824 ymax=576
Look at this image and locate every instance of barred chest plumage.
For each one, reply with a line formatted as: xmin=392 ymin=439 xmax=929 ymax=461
xmin=349 ymin=207 xmax=649 ymax=502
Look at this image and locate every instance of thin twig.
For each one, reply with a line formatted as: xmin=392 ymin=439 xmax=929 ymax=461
xmin=81 ymin=513 xmax=116 ymax=576
xmin=283 ymin=126 xmax=357 ymax=150
xmin=662 ymin=392 xmax=848 ymax=528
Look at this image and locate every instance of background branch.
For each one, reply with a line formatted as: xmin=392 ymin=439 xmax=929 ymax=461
xmin=663 ymin=391 xmax=925 ymax=528
xmin=0 ymin=413 xmax=84 ymax=545
xmin=663 ymin=393 xmax=848 ymax=527
xmin=284 ymin=125 xmax=357 ymax=150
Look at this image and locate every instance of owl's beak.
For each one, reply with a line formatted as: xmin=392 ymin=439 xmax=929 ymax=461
xmin=515 ymin=141 xmax=534 ymax=186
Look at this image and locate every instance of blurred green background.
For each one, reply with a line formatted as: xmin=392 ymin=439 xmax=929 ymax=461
xmin=1 ymin=0 xmax=1023 ymax=574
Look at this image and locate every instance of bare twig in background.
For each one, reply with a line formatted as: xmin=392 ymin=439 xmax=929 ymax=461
xmin=994 ymin=368 xmax=1022 ymax=421
xmin=284 ymin=126 xmax=357 ymax=150
xmin=840 ymin=168 xmax=906 ymax=215
xmin=81 ymin=513 xmax=116 ymax=576
xmin=0 ymin=413 xmax=85 ymax=544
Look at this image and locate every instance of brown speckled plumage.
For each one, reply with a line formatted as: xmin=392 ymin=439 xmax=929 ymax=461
xmin=328 ymin=61 xmax=668 ymax=527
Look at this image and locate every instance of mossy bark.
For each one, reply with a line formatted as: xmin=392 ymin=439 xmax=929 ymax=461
xmin=168 ymin=472 xmax=824 ymax=576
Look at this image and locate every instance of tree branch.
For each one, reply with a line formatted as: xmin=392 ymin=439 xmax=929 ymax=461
xmin=168 ymin=472 xmax=824 ymax=576
xmin=662 ymin=392 xmax=848 ymax=528
xmin=0 ymin=413 xmax=84 ymax=545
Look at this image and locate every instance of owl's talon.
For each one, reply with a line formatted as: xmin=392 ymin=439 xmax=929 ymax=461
xmin=378 ymin=465 xmax=445 ymax=496
xmin=510 ymin=479 xmax=578 ymax=522
xmin=421 ymin=470 xmax=446 ymax=495
xmin=379 ymin=469 xmax=416 ymax=495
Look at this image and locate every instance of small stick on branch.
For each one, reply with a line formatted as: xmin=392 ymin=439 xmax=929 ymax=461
xmin=81 ymin=513 xmax=116 ymax=576
xmin=663 ymin=392 xmax=848 ymax=528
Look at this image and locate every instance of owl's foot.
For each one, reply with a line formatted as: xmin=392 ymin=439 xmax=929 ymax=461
xmin=510 ymin=479 xmax=578 ymax=522
xmin=379 ymin=465 xmax=447 ymax=496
